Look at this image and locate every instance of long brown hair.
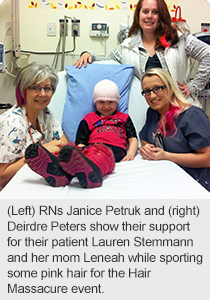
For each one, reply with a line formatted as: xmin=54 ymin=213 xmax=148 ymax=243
xmin=129 ymin=0 xmax=179 ymax=47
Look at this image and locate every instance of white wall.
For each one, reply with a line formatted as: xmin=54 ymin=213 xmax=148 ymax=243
xmin=19 ymin=8 xmax=134 ymax=68
xmin=0 ymin=0 xmax=210 ymax=108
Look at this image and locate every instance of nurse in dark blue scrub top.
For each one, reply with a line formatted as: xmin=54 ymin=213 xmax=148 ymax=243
xmin=140 ymin=68 xmax=210 ymax=192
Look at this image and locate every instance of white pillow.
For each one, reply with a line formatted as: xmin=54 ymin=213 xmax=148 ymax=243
xmin=49 ymin=71 xmax=68 ymax=124
xmin=128 ymin=75 xmax=149 ymax=145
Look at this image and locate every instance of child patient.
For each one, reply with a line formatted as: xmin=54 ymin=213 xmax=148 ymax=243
xmin=25 ymin=79 xmax=138 ymax=188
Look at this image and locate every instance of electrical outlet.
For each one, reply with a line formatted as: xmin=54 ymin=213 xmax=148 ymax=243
xmin=0 ymin=43 xmax=5 ymax=72
xmin=5 ymin=22 xmax=12 ymax=35
xmin=72 ymin=20 xmax=80 ymax=36
xmin=59 ymin=19 xmax=68 ymax=36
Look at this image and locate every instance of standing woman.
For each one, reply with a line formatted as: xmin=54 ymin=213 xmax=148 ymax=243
xmin=74 ymin=0 xmax=210 ymax=105
xmin=140 ymin=68 xmax=210 ymax=191
xmin=0 ymin=62 xmax=68 ymax=189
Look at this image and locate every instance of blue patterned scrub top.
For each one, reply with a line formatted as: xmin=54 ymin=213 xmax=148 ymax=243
xmin=0 ymin=105 xmax=63 ymax=163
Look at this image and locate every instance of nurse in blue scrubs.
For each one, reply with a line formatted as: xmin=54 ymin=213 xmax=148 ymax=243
xmin=140 ymin=68 xmax=210 ymax=192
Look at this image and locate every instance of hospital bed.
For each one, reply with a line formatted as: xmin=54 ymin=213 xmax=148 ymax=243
xmin=0 ymin=62 xmax=209 ymax=199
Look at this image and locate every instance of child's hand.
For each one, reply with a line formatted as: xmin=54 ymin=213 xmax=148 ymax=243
xmin=122 ymin=137 xmax=138 ymax=161
xmin=120 ymin=153 xmax=135 ymax=161
xmin=43 ymin=139 xmax=66 ymax=153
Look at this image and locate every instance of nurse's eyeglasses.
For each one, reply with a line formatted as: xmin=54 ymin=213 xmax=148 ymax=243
xmin=29 ymin=85 xmax=53 ymax=94
xmin=141 ymin=85 xmax=166 ymax=97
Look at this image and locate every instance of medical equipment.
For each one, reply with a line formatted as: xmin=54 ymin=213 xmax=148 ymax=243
xmin=12 ymin=0 xmax=21 ymax=57
xmin=117 ymin=16 xmax=131 ymax=44
xmin=0 ymin=42 xmax=5 ymax=72
xmin=57 ymin=16 xmax=77 ymax=71
xmin=201 ymin=23 xmax=210 ymax=32
xmin=71 ymin=20 xmax=80 ymax=37
xmin=171 ymin=6 xmax=190 ymax=34
xmin=89 ymin=23 xmax=109 ymax=37
xmin=89 ymin=23 xmax=109 ymax=55
xmin=195 ymin=31 xmax=210 ymax=44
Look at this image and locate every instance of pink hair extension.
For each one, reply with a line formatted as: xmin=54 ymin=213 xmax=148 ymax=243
xmin=159 ymin=35 xmax=171 ymax=48
xmin=158 ymin=104 xmax=182 ymax=137
xmin=16 ymin=85 xmax=26 ymax=107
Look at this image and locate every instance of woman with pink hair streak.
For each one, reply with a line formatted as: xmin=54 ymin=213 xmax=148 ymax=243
xmin=140 ymin=68 xmax=210 ymax=192
xmin=0 ymin=62 xmax=69 ymax=189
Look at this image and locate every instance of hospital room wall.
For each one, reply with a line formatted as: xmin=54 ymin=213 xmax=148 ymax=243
xmin=18 ymin=9 xmax=134 ymax=68
xmin=0 ymin=0 xmax=210 ymax=107
xmin=178 ymin=0 xmax=210 ymax=33
xmin=18 ymin=0 xmax=210 ymax=68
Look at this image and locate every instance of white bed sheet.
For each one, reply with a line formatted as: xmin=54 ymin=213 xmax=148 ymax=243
xmin=1 ymin=153 xmax=209 ymax=199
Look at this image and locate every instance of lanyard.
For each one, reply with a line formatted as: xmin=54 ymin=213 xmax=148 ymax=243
xmin=26 ymin=115 xmax=41 ymax=144
xmin=152 ymin=131 xmax=164 ymax=149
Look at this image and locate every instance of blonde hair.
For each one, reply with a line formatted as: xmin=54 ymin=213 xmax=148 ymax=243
xmin=142 ymin=68 xmax=191 ymax=137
